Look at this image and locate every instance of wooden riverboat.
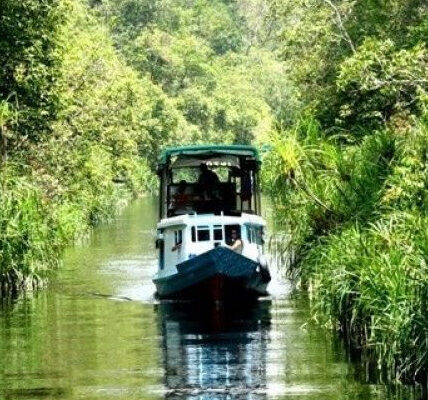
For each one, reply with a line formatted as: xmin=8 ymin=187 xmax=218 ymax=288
xmin=152 ymin=145 xmax=271 ymax=302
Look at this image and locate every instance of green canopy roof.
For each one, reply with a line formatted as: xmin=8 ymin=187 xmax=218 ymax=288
xmin=158 ymin=145 xmax=260 ymax=167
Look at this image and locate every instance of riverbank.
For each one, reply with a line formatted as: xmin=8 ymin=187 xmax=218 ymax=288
xmin=260 ymin=0 xmax=427 ymax=386
xmin=1 ymin=0 xmax=160 ymax=296
xmin=263 ymin=117 xmax=427 ymax=384
xmin=0 ymin=169 xmax=151 ymax=297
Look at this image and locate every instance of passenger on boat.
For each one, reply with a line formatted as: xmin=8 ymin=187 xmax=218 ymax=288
xmin=174 ymin=180 xmax=188 ymax=202
xmin=171 ymin=180 xmax=192 ymax=214
xmin=227 ymin=229 xmax=243 ymax=254
xmin=197 ymin=163 xmax=220 ymax=200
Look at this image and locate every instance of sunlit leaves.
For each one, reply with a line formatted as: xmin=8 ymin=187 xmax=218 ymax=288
xmin=337 ymin=38 xmax=428 ymax=125
xmin=0 ymin=0 xmax=70 ymax=140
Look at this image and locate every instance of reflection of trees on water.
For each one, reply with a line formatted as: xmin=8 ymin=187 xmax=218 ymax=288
xmin=156 ymin=301 xmax=272 ymax=400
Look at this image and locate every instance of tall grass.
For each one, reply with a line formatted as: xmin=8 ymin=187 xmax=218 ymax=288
xmin=0 ymin=156 xmax=157 ymax=296
xmin=304 ymin=214 xmax=427 ymax=381
xmin=263 ymin=115 xmax=428 ymax=383
xmin=0 ymin=175 xmax=58 ymax=294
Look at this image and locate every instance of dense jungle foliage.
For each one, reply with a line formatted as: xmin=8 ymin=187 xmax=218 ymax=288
xmin=0 ymin=0 xmax=426 ymax=385
xmin=0 ymin=0 xmax=283 ymax=292
xmin=262 ymin=0 xmax=427 ymax=384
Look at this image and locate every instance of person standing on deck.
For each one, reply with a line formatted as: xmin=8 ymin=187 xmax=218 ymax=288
xmin=197 ymin=163 xmax=220 ymax=200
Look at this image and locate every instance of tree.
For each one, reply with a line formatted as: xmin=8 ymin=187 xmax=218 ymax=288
xmin=0 ymin=0 xmax=68 ymax=142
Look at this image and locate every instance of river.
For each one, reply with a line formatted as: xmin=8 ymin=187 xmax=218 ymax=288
xmin=0 ymin=198 xmax=423 ymax=400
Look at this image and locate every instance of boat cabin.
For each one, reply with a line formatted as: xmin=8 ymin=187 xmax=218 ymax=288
xmin=156 ymin=213 xmax=266 ymax=272
xmin=155 ymin=145 xmax=266 ymax=275
xmin=157 ymin=145 xmax=262 ymax=219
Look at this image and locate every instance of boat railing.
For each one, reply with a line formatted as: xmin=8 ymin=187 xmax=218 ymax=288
xmin=167 ymin=181 xmax=255 ymax=217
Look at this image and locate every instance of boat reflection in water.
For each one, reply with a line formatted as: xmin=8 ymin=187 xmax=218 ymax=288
xmin=155 ymin=300 xmax=271 ymax=399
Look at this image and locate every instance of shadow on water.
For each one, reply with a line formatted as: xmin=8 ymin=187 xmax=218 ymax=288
xmin=155 ymin=300 xmax=271 ymax=400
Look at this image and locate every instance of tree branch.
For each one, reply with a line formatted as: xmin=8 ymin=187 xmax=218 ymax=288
xmin=322 ymin=0 xmax=356 ymax=53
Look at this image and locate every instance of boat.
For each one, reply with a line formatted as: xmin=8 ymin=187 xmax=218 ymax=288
xmin=152 ymin=145 xmax=271 ymax=302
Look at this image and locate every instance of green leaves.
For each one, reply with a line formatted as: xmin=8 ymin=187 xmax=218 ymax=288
xmin=265 ymin=117 xmax=426 ymax=381
xmin=262 ymin=0 xmax=428 ymax=383
xmin=337 ymin=38 xmax=428 ymax=127
xmin=268 ymin=0 xmax=428 ymax=130
xmin=95 ymin=0 xmax=278 ymax=146
xmin=0 ymin=0 xmax=69 ymax=141
xmin=304 ymin=213 xmax=428 ymax=381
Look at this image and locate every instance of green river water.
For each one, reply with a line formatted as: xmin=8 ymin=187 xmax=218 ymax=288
xmin=0 ymin=198 xmax=423 ymax=400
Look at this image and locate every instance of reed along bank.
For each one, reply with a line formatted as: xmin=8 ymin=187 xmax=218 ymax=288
xmin=263 ymin=117 xmax=427 ymax=384
xmin=261 ymin=0 xmax=427 ymax=385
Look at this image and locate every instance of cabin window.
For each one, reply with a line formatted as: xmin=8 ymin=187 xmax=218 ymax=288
xmin=225 ymin=225 xmax=241 ymax=245
xmin=158 ymin=229 xmax=165 ymax=270
xmin=255 ymin=227 xmax=263 ymax=245
xmin=197 ymin=226 xmax=210 ymax=241
xmin=174 ymin=230 xmax=183 ymax=246
xmin=214 ymin=225 xmax=223 ymax=241
xmin=191 ymin=225 xmax=210 ymax=242
xmin=247 ymin=225 xmax=263 ymax=245
xmin=247 ymin=225 xmax=254 ymax=243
